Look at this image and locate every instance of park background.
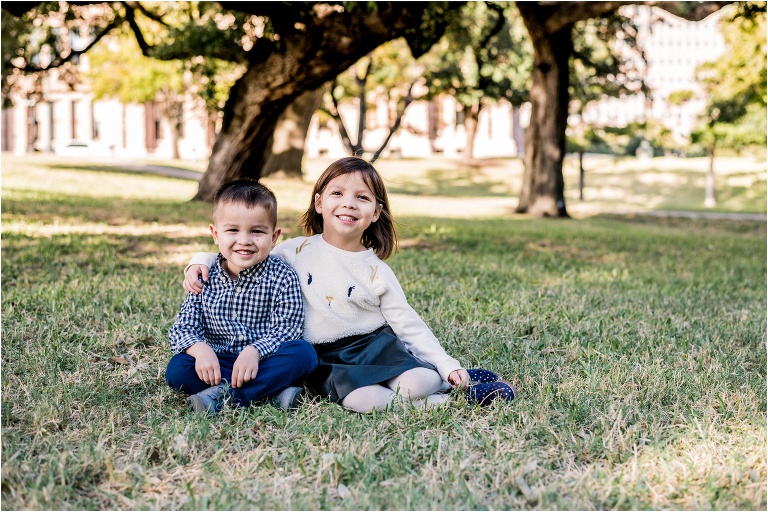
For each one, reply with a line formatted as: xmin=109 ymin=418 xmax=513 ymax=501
xmin=2 ymin=1 xmax=766 ymax=510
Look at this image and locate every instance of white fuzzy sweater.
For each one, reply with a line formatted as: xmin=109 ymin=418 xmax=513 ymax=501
xmin=189 ymin=234 xmax=462 ymax=381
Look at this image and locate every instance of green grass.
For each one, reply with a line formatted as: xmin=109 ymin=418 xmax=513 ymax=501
xmin=1 ymin=155 xmax=766 ymax=510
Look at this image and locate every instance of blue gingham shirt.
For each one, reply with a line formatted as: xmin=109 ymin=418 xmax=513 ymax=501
xmin=169 ymin=254 xmax=305 ymax=359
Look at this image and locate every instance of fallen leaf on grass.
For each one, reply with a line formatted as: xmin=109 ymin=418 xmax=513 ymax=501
xmin=110 ymin=356 xmax=131 ymax=366
xmin=336 ymin=483 xmax=351 ymax=499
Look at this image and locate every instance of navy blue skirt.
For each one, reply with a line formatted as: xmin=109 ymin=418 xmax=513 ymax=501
xmin=305 ymin=325 xmax=431 ymax=402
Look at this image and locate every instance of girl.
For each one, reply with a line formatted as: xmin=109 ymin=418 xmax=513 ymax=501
xmin=184 ymin=157 xmax=515 ymax=412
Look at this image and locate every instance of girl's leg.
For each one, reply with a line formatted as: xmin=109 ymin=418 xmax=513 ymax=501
xmin=341 ymin=385 xmax=397 ymax=413
xmin=386 ymin=367 xmax=444 ymax=400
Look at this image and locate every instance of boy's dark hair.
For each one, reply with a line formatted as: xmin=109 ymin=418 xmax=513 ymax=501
xmin=213 ymin=179 xmax=278 ymax=228
xmin=300 ymin=156 xmax=397 ymax=260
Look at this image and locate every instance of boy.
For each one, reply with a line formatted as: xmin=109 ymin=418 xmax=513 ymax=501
xmin=165 ymin=179 xmax=317 ymax=414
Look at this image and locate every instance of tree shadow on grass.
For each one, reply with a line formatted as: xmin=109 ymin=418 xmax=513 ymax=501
xmin=1 ymin=191 xmax=212 ymax=226
xmin=44 ymin=163 xmax=201 ymax=181
xmin=384 ymin=165 xmax=520 ymax=198
xmin=569 ymin=166 xmax=766 ymax=213
xmin=586 ymin=212 xmax=766 ymax=237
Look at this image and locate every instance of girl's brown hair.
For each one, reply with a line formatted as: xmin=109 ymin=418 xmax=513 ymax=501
xmin=300 ymin=157 xmax=397 ymax=260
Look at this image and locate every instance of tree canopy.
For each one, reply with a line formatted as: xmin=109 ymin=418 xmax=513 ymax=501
xmin=693 ymin=2 xmax=767 ymax=150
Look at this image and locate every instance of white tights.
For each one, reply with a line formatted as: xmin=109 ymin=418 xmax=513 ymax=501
xmin=340 ymin=367 xmax=450 ymax=413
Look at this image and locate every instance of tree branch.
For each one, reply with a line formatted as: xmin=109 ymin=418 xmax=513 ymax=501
xmin=545 ymin=2 xmax=631 ymax=33
xmin=545 ymin=0 xmax=734 ymax=34
xmin=1 ymin=2 xmax=42 ymax=17
xmin=123 ymin=1 xmax=168 ymax=25
xmin=647 ymin=1 xmax=734 ymax=21
xmin=328 ymin=79 xmax=356 ymax=154
xmin=355 ymin=56 xmax=373 ymax=153
xmin=13 ymin=15 xmax=123 ymax=72
xmin=122 ymin=1 xmax=152 ymax=56
xmin=479 ymin=2 xmax=507 ymax=50
xmin=370 ymin=79 xmax=417 ymax=163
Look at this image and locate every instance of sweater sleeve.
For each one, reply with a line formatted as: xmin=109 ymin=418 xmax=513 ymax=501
xmin=186 ymin=252 xmax=217 ymax=272
xmin=376 ymin=264 xmax=463 ymax=382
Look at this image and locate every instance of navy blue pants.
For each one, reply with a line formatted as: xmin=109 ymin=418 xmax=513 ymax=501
xmin=165 ymin=339 xmax=318 ymax=408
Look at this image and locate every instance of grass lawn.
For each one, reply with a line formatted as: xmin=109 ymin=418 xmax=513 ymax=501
xmin=1 ymin=154 xmax=766 ymax=510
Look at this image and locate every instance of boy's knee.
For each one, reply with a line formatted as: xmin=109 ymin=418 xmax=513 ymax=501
xmin=285 ymin=339 xmax=318 ymax=372
xmin=165 ymin=353 xmax=195 ymax=389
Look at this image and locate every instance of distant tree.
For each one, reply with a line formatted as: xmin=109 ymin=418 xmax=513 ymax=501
xmin=691 ymin=3 xmax=766 ymax=207
xmin=514 ymin=1 xmax=732 ymax=217
xmin=567 ymin=11 xmax=647 ymax=200
xmin=422 ymin=2 xmax=532 ymax=159
xmin=322 ymin=2 xmax=529 ymax=163
xmin=87 ymin=34 xmax=186 ymax=158
xmin=321 ymin=37 xmax=425 ymax=162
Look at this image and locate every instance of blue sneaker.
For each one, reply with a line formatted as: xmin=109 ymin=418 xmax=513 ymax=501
xmin=466 ymin=381 xmax=516 ymax=406
xmin=186 ymin=383 xmax=228 ymax=415
xmin=467 ymin=368 xmax=499 ymax=384
xmin=272 ymin=386 xmax=305 ymax=411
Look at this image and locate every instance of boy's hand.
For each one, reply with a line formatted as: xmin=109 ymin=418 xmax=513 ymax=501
xmin=232 ymin=345 xmax=260 ymax=388
xmin=186 ymin=342 xmax=221 ymax=386
xmin=448 ymin=368 xmax=470 ymax=389
xmin=183 ymin=265 xmax=209 ymax=294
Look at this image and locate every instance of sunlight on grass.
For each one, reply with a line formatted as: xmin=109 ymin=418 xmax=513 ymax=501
xmin=563 ymin=154 xmax=767 ymax=214
xmin=2 ymin=155 xmax=199 ymax=201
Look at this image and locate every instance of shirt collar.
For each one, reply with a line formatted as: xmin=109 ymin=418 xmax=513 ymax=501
xmin=214 ymin=254 xmax=269 ymax=283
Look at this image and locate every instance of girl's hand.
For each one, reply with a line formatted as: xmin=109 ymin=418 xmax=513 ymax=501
xmin=184 ymin=264 xmax=210 ymax=294
xmin=448 ymin=368 xmax=470 ymax=389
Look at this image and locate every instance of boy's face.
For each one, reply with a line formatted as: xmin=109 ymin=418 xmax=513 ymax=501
xmin=210 ymin=201 xmax=280 ymax=279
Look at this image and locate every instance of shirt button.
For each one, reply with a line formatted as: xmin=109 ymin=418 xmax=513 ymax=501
xmin=232 ymin=313 xmax=237 ymax=319
xmin=236 ymin=287 xmax=242 ymax=293
xmin=239 ymin=335 xmax=244 ymax=341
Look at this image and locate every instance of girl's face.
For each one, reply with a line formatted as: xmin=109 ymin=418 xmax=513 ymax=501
xmin=315 ymin=171 xmax=382 ymax=252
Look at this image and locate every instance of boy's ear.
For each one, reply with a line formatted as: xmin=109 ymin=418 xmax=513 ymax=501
xmin=209 ymin=224 xmax=218 ymax=243
xmin=271 ymin=227 xmax=282 ymax=247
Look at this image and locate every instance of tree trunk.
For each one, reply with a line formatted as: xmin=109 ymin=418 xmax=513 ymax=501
xmin=578 ymin=151 xmax=585 ymax=200
xmin=464 ymin=103 xmax=481 ymax=160
xmin=163 ymin=101 xmax=182 ymax=160
xmin=194 ymin=4 xmax=436 ymax=201
xmin=261 ymin=88 xmax=323 ymax=178
xmin=516 ymin=8 xmax=572 ymax=217
xmin=511 ymin=104 xmax=524 ymax=157
xmin=705 ymin=142 xmax=716 ymax=208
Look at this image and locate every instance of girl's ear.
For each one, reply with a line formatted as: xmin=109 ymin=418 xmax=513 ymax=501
xmin=314 ymin=193 xmax=322 ymax=213
xmin=372 ymin=203 xmax=383 ymax=222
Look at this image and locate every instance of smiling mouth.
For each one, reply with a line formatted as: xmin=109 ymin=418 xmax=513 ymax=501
xmin=234 ymin=250 xmax=255 ymax=255
xmin=337 ymin=215 xmax=357 ymax=222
